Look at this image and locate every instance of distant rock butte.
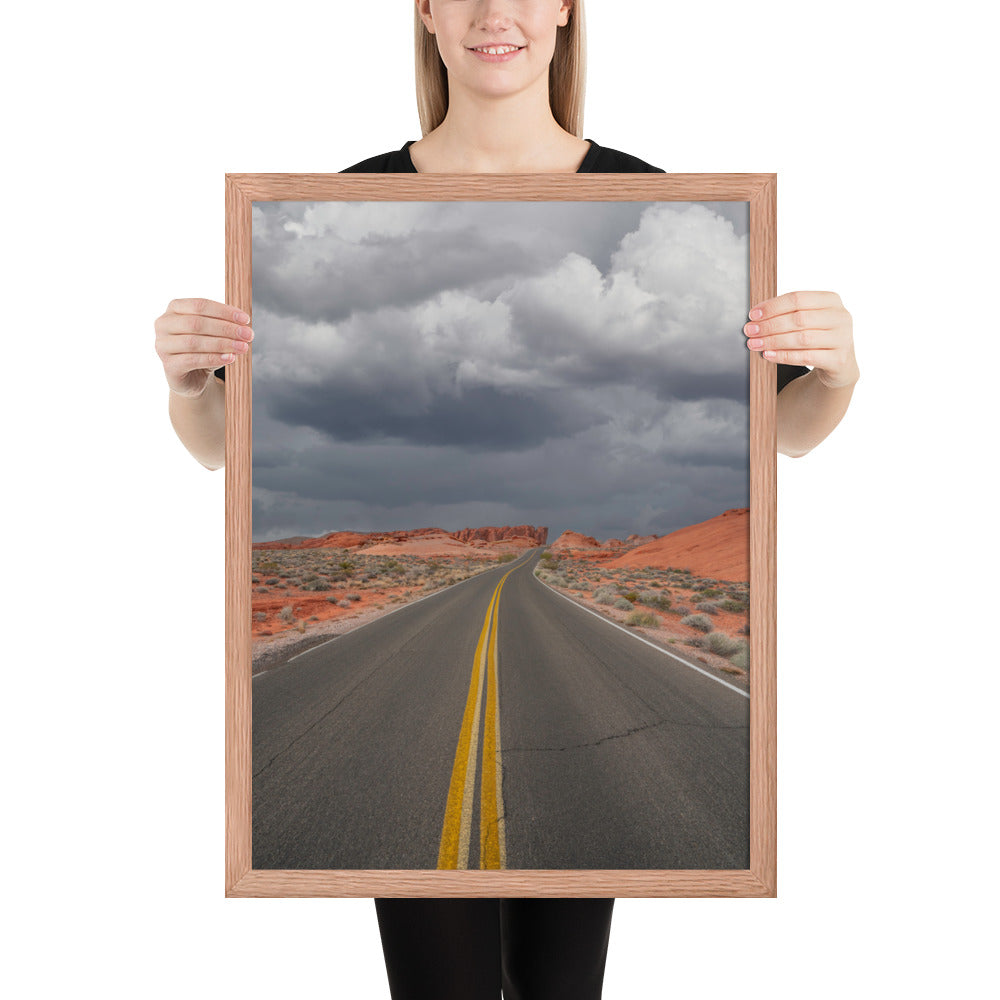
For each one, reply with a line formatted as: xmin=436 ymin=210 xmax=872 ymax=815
xmin=550 ymin=530 xmax=602 ymax=552
xmin=254 ymin=525 xmax=547 ymax=552
xmin=452 ymin=525 xmax=548 ymax=545
xmin=550 ymin=530 xmax=656 ymax=556
xmin=608 ymin=508 xmax=749 ymax=581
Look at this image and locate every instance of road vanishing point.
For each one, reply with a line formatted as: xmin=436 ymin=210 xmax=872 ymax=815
xmin=252 ymin=550 xmax=749 ymax=870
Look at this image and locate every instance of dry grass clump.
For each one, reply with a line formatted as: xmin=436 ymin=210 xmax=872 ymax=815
xmin=706 ymin=631 xmax=744 ymax=657
xmin=626 ymin=610 xmax=658 ymax=627
xmin=680 ymin=613 xmax=713 ymax=633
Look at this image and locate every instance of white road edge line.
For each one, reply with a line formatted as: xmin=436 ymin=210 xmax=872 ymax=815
xmin=530 ymin=567 xmax=749 ymax=700
xmin=276 ymin=550 xmax=536 ymax=669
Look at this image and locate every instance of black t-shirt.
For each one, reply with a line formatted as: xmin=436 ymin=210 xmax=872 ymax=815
xmin=216 ymin=140 xmax=808 ymax=391
xmin=342 ymin=138 xmax=664 ymax=174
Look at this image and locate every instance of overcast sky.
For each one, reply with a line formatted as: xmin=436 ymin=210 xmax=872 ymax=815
xmin=251 ymin=199 xmax=750 ymax=543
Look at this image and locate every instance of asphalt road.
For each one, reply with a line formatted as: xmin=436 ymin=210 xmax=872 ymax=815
xmin=252 ymin=550 xmax=749 ymax=870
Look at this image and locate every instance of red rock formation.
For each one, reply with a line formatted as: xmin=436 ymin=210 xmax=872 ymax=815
xmin=608 ymin=508 xmax=749 ymax=581
xmin=255 ymin=525 xmax=547 ymax=551
xmin=625 ymin=534 xmax=659 ymax=546
xmin=550 ymin=530 xmax=602 ymax=552
xmin=451 ymin=525 xmax=548 ymax=545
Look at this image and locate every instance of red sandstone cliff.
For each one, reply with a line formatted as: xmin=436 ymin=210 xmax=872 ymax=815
xmin=608 ymin=508 xmax=749 ymax=581
xmin=255 ymin=525 xmax=547 ymax=551
xmin=452 ymin=525 xmax=547 ymax=545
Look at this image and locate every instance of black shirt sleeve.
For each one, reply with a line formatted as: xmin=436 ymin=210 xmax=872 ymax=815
xmin=777 ymin=363 xmax=809 ymax=392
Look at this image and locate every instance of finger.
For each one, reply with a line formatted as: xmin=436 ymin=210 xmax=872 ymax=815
xmin=757 ymin=347 xmax=843 ymax=367
xmin=156 ymin=333 xmax=251 ymax=362
xmin=155 ymin=312 xmax=254 ymax=344
xmin=166 ymin=351 xmax=242 ymax=374
xmin=165 ymin=297 xmax=250 ymax=325
xmin=748 ymin=290 xmax=842 ymax=321
xmin=744 ymin=307 xmax=842 ymax=338
xmin=746 ymin=330 xmax=840 ymax=354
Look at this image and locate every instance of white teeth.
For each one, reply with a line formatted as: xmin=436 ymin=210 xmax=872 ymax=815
xmin=475 ymin=45 xmax=520 ymax=55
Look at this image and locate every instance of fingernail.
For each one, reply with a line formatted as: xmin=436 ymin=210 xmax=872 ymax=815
xmin=749 ymin=308 xmax=763 ymax=320
xmin=763 ymin=350 xmax=777 ymax=359
xmin=222 ymin=353 xmax=236 ymax=363
xmin=239 ymin=326 xmax=254 ymax=340
xmin=748 ymin=339 xmax=763 ymax=349
xmin=745 ymin=323 xmax=760 ymax=335
xmin=234 ymin=310 xmax=250 ymax=324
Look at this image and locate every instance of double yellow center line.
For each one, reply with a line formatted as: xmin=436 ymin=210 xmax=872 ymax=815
xmin=437 ymin=560 xmax=523 ymax=869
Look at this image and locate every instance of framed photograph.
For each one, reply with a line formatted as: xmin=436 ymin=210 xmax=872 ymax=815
xmin=224 ymin=173 xmax=777 ymax=898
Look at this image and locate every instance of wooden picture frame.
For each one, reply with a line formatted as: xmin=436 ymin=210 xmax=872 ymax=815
xmin=224 ymin=173 xmax=777 ymax=898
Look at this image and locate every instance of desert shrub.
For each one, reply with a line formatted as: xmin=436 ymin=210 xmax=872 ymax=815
xmin=685 ymin=636 xmax=706 ymax=648
xmin=626 ymin=610 xmax=658 ymax=627
xmin=251 ymin=576 xmax=261 ymax=584
xmin=720 ymin=599 xmax=747 ymax=613
xmin=346 ymin=593 xmax=361 ymax=601
xmin=253 ymin=611 xmax=267 ymax=622
xmin=639 ymin=589 xmax=671 ymax=611
xmin=673 ymin=605 xmax=691 ymax=616
xmin=337 ymin=599 xmax=352 ymax=609
xmin=623 ymin=591 xmax=639 ymax=603
xmin=681 ymin=613 xmax=714 ymax=633
xmin=707 ymin=632 xmax=744 ymax=657
xmin=265 ymin=578 xmax=279 ymax=585
xmin=303 ymin=581 xmax=332 ymax=591
xmin=729 ymin=645 xmax=750 ymax=670
xmin=698 ymin=587 xmax=723 ymax=598
xmin=497 ymin=553 xmax=516 ymax=563
xmin=546 ymin=572 xmax=570 ymax=587
xmin=326 ymin=596 xmax=340 ymax=603
xmin=695 ymin=601 xmax=721 ymax=615
xmin=614 ymin=597 xmax=634 ymax=611
xmin=593 ymin=586 xmax=619 ymax=605
xmin=278 ymin=606 xmax=295 ymax=623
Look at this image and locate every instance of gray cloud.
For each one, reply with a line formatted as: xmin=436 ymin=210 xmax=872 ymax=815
xmin=250 ymin=200 xmax=750 ymax=541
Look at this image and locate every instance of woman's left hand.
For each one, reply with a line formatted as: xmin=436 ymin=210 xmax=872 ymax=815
xmin=744 ymin=290 xmax=859 ymax=389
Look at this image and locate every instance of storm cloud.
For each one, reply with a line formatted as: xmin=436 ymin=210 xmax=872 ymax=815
xmin=250 ymin=200 xmax=750 ymax=542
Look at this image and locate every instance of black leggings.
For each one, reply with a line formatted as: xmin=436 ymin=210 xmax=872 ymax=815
xmin=374 ymin=898 xmax=615 ymax=1000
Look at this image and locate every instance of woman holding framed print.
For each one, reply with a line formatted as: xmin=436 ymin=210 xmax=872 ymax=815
xmin=154 ymin=3 xmax=858 ymax=997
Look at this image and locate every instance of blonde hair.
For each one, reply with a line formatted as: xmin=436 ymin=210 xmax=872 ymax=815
xmin=414 ymin=1 xmax=587 ymax=138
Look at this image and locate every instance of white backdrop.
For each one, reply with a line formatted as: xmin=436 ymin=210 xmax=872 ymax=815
xmin=4 ymin=1 xmax=996 ymax=996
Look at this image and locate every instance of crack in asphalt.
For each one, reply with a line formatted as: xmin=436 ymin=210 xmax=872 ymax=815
xmin=502 ymin=715 xmax=748 ymax=753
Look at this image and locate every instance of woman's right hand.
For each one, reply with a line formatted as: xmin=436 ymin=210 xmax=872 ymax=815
xmin=154 ymin=297 xmax=253 ymax=397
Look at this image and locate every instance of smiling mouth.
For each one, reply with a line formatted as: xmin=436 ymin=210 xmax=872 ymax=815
xmin=467 ymin=44 xmax=525 ymax=55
